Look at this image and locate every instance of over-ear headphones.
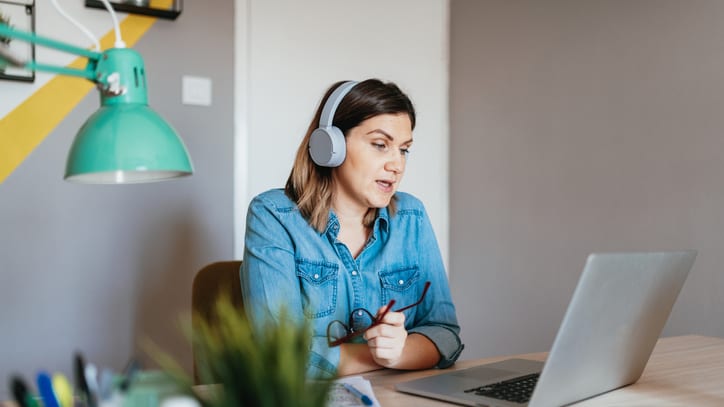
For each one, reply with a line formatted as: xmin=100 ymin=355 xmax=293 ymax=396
xmin=309 ymin=81 xmax=359 ymax=167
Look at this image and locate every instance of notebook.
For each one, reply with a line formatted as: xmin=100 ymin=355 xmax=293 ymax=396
xmin=396 ymin=250 xmax=696 ymax=407
xmin=328 ymin=375 xmax=381 ymax=407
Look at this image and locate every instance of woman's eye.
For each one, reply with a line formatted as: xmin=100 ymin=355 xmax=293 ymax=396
xmin=372 ymin=143 xmax=386 ymax=150
xmin=401 ymin=148 xmax=411 ymax=156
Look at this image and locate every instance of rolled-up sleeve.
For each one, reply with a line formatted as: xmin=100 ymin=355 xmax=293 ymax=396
xmin=409 ymin=325 xmax=465 ymax=368
xmin=307 ymin=340 xmax=340 ymax=378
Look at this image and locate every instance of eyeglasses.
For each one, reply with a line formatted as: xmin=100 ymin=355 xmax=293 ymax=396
xmin=326 ymin=281 xmax=431 ymax=347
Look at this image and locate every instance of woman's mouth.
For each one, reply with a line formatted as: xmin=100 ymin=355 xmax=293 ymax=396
xmin=376 ymin=180 xmax=395 ymax=192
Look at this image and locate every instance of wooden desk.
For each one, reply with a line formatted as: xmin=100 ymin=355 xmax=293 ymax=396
xmin=7 ymin=335 xmax=712 ymax=407
xmin=363 ymin=335 xmax=724 ymax=406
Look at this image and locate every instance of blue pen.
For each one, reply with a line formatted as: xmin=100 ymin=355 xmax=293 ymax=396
xmin=36 ymin=372 xmax=61 ymax=407
xmin=342 ymin=383 xmax=373 ymax=406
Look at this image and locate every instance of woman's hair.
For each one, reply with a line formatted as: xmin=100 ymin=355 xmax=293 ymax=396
xmin=285 ymin=79 xmax=416 ymax=232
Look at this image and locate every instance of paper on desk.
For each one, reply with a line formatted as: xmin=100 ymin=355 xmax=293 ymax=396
xmin=327 ymin=375 xmax=381 ymax=407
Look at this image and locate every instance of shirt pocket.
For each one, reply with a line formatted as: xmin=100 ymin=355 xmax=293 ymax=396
xmin=296 ymin=259 xmax=339 ymax=319
xmin=378 ymin=265 xmax=421 ymax=307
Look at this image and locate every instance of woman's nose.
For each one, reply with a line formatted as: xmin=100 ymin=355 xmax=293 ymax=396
xmin=385 ymin=151 xmax=405 ymax=174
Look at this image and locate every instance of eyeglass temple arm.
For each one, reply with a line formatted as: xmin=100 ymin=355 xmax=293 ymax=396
xmin=393 ymin=281 xmax=432 ymax=313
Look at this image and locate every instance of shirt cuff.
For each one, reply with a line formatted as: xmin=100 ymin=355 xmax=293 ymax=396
xmin=408 ymin=325 xmax=465 ymax=369
xmin=306 ymin=337 xmax=340 ymax=379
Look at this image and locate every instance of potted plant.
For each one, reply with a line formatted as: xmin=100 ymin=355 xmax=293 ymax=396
xmin=148 ymin=295 xmax=334 ymax=407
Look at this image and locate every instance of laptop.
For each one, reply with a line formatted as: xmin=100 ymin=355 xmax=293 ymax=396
xmin=396 ymin=250 xmax=696 ymax=407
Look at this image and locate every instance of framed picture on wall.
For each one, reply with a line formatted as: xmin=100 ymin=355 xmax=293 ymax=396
xmin=84 ymin=0 xmax=182 ymax=20
xmin=0 ymin=0 xmax=35 ymax=82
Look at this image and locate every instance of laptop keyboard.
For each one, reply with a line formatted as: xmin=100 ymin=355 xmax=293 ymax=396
xmin=464 ymin=372 xmax=540 ymax=404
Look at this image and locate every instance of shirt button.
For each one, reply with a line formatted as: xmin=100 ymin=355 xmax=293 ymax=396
xmin=398 ymin=279 xmax=405 ymax=285
xmin=313 ymin=273 xmax=320 ymax=279
xmin=351 ymin=271 xmax=358 ymax=276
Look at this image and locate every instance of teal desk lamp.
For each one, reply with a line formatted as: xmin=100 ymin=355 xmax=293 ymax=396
xmin=0 ymin=10 xmax=193 ymax=184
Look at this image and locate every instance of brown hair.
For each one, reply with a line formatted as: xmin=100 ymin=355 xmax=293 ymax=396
xmin=285 ymin=79 xmax=416 ymax=232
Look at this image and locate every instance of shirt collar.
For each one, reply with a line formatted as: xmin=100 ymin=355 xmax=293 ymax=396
xmin=376 ymin=206 xmax=390 ymax=233
xmin=324 ymin=211 xmax=341 ymax=238
xmin=324 ymin=207 xmax=390 ymax=238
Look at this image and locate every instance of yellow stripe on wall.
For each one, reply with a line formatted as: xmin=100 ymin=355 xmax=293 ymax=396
xmin=0 ymin=12 xmax=165 ymax=184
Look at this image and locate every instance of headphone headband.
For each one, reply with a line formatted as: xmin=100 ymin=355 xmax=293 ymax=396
xmin=318 ymin=81 xmax=359 ymax=128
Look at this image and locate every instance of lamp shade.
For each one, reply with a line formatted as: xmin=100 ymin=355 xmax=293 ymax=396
xmin=63 ymin=47 xmax=193 ymax=184
xmin=64 ymin=103 xmax=193 ymax=183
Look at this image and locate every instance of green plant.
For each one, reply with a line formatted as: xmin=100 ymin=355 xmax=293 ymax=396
xmin=148 ymin=295 xmax=334 ymax=407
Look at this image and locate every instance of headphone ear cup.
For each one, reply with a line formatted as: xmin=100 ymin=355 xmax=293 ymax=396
xmin=309 ymin=126 xmax=346 ymax=167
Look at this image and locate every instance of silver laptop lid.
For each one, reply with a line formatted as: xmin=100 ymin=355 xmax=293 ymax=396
xmin=529 ymin=250 xmax=696 ymax=407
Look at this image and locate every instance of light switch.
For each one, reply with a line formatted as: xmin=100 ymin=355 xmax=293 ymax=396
xmin=182 ymin=75 xmax=212 ymax=106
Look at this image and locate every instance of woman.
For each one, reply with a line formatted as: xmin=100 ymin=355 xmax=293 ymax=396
xmin=241 ymin=79 xmax=463 ymax=378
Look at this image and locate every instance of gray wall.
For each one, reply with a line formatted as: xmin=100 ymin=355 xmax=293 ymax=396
xmin=0 ymin=0 xmax=234 ymax=398
xmin=450 ymin=0 xmax=724 ymax=359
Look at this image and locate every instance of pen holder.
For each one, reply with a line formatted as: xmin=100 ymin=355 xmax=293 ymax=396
xmin=120 ymin=370 xmax=184 ymax=407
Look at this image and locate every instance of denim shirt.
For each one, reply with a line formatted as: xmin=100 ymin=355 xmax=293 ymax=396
xmin=240 ymin=189 xmax=464 ymax=378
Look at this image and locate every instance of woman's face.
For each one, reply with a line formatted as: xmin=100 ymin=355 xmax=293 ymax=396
xmin=332 ymin=113 xmax=413 ymax=215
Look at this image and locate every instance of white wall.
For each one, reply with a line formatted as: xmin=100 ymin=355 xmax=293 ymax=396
xmin=234 ymin=0 xmax=450 ymax=266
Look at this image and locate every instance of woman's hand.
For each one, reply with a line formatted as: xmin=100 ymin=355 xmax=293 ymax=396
xmin=339 ymin=306 xmax=441 ymax=374
xmin=364 ymin=305 xmax=408 ymax=368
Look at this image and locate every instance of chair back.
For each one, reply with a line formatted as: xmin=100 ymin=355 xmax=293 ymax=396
xmin=191 ymin=260 xmax=243 ymax=383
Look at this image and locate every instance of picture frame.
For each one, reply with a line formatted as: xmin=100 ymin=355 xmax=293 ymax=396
xmin=0 ymin=0 xmax=35 ymax=82
xmin=84 ymin=0 xmax=182 ymax=20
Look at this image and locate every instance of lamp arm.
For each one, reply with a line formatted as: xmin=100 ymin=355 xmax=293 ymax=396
xmin=25 ymin=61 xmax=98 ymax=81
xmin=0 ymin=23 xmax=102 ymax=81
